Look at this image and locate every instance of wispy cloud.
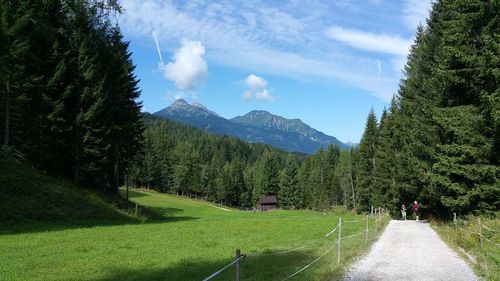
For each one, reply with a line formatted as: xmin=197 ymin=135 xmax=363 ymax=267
xmin=403 ymin=0 xmax=433 ymax=29
xmin=119 ymin=0 xmax=432 ymax=101
xmin=325 ymin=26 xmax=412 ymax=56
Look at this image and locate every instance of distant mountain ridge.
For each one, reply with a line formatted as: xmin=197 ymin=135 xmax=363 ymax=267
xmin=154 ymin=99 xmax=347 ymax=153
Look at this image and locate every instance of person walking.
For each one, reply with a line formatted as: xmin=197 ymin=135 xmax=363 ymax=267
xmin=412 ymin=201 xmax=420 ymax=221
xmin=401 ymin=204 xmax=407 ymax=220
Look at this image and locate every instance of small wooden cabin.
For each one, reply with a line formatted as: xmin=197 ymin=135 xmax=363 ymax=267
xmin=256 ymin=195 xmax=278 ymax=211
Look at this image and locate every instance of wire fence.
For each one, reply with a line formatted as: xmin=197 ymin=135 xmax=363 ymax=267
xmin=202 ymin=207 xmax=389 ymax=281
xmin=453 ymin=213 xmax=499 ymax=248
xmin=0 ymin=145 xmax=25 ymax=162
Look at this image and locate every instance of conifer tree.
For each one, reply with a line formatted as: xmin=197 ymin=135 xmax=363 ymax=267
xmin=0 ymin=0 xmax=32 ymax=147
xmin=261 ymin=150 xmax=280 ymax=196
xmin=356 ymin=109 xmax=378 ymax=211
xmin=278 ymin=156 xmax=302 ymax=209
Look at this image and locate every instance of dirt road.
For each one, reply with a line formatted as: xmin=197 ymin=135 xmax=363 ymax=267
xmin=343 ymin=220 xmax=478 ymax=281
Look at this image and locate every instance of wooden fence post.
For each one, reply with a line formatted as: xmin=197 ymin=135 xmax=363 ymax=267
xmin=478 ymin=218 xmax=483 ymax=248
xmin=365 ymin=215 xmax=369 ymax=243
xmin=453 ymin=213 xmax=457 ymax=230
xmin=337 ymin=218 xmax=342 ymax=263
xmin=236 ymin=249 xmax=241 ymax=281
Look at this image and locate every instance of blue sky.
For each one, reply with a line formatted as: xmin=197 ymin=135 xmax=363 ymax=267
xmin=119 ymin=0 xmax=432 ymax=143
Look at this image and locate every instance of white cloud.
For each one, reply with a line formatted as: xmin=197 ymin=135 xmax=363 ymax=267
xmin=158 ymin=40 xmax=207 ymax=91
xmin=245 ymin=74 xmax=268 ymax=90
xmin=119 ymin=0 xmax=413 ymax=101
xmin=255 ymin=89 xmax=275 ymax=101
xmin=242 ymin=74 xmax=275 ymax=102
xmin=403 ymin=0 xmax=432 ymax=30
xmin=325 ymin=26 xmax=412 ymax=56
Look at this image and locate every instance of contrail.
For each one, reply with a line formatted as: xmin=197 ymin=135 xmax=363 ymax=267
xmin=152 ymin=31 xmax=164 ymax=64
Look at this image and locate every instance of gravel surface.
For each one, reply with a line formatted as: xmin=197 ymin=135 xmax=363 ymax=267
xmin=343 ymin=220 xmax=479 ymax=281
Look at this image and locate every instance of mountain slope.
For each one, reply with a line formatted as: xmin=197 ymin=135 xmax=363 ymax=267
xmin=154 ymin=99 xmax=346 ymax=153
xmin=231 ymin=110 xmax=345 ymax=149
xmin=154 ymin=99 xmax=242 ymax=136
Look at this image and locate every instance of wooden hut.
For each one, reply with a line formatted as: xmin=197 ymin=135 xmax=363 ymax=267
xmin=256 ymin=195 xmax=278 ymax=211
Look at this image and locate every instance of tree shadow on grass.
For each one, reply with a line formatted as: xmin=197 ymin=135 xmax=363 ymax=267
xmin=0 ymin=204 xmax=199 ymax=235
xmin=0 ymin=189 xmax=205 ymax=235
xmin=89 ymin=248 xmax=339 ymax=281
xmin=119 ymin=189 xmax=155 ymax=199
xmin=0 ymin=216 xmax=198 ymax=235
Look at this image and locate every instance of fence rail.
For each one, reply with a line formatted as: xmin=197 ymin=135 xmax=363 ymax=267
xmin=453 ymin=213 xmax=499 ymax=248
xmin=202 ymin=251 xmax=246 ymax=281
xmin=202 ymin=207 xmax=388 ymax=281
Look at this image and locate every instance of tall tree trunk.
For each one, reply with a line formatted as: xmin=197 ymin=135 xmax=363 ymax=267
xmin=74 ymin=108 xmax=82 ymax=184
xmin=113 ymin=148 xmax=119 ymax=193
xmin=343 ymin=178 xmax=347 ymax=207
xmin=74 ymin=151 xmax=80 ymax=183
xmin=3 ymin=80 xmax=10 ymax=146
xmin=349 ymin=159 xmax=356 ymax=210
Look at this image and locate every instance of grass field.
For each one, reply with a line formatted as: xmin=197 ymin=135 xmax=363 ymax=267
xmin=0 ymin=187 xmax=389 ymax=281
xmin=432 ymin=216 xmax=499 ymax=281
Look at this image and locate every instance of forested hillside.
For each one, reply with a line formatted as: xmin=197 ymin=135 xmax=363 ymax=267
xmin=0 ymin=0 xmax=497 ymax=219
xmin=129 ymin=114 xmax=361 ymax=211
xmin=353 ymin=0 xmax=499 ymax=217
xmin=0 ymin=0 xmax=142 ymax=193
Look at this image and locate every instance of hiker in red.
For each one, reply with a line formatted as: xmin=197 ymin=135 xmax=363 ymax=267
xmin=412 ymin=201 xmax=420 ymax=221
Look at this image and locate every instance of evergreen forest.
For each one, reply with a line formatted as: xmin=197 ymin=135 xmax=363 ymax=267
xmin=1 ymin=0 xmax=498 ymax=219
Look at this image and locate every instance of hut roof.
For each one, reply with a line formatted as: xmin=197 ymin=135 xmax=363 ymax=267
xmin=257 ymin=195 xmax=278 ymax=204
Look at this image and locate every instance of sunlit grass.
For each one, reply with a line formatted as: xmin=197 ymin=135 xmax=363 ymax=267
xmin=432 ymin=215 xmax=499 ymax=281
xmin=0 ymin=189 xmax=389 ymax=281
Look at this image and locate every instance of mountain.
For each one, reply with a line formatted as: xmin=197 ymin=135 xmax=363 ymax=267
xmin=154 ymin=99 xmax=238 ymax=136
xmin=154 ymin=99 xmax=347 ymax=153
xmin=231 ymin=110 xmax=345 ymax=149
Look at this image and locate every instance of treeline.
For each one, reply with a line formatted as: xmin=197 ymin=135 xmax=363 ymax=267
xmin=131 ymin=114 xmax=363 ymax=211
xmin=129 ymin=114 xmax=296 ymax=208
xmin=0 ymin=0 xmax=142 ymax=192
xmin=353 ymin=0 xmax=499 ymax=217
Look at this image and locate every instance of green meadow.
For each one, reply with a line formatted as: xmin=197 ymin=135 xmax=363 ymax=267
xmin=0 ymin=188 xmax=388 ymax=281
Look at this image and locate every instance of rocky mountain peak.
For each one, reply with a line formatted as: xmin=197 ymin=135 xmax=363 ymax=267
xmin=171 ymin=98 xmax=189 ymax=108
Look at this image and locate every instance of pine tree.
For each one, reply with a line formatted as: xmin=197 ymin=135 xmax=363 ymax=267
xmin=373 ymin=107 xmax=397 ymax=210
xmin=261 ymin=150 xmax=280 ymax=196
xmin=0 ymin=0 xmax=32 ymax=147
xmin=278 ymin=156 xmax=302 ymax=209
xmin=334 ymin=149 xmax=358 ymax=210
xmin=430 ymin=106 xmax=499 ymax=213
xmin=309 ymin=148 xmax=331 ymax=211
xmin=356 ymin=109 xmax=378 ymax=211
xmin=424 ymin=0 xmax=500 ymax=214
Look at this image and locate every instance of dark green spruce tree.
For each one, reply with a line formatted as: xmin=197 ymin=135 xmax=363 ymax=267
xmin=356 ymin=109 xmax=378 ymax=211
xmin=278 ymin=156 xmax=303 ymax=209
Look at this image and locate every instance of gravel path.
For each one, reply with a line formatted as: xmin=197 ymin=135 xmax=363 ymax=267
xmin=343 ymin=220 xmax=479 ymax=281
